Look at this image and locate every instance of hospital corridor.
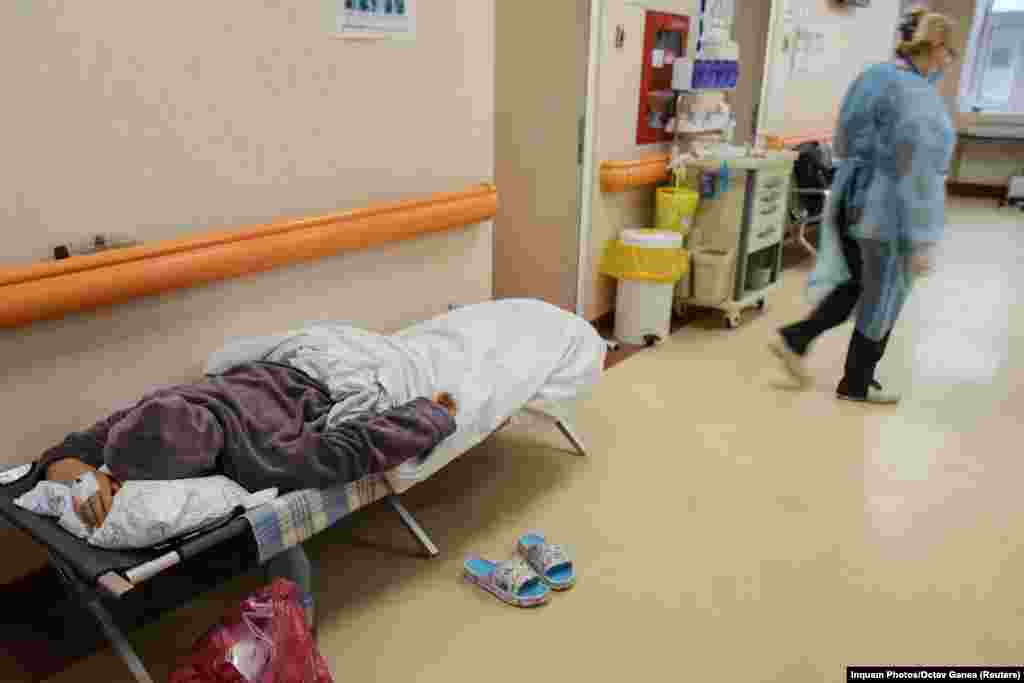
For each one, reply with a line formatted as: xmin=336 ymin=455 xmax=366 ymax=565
xmin=13 ymin=198 xmax=1021 ymax=683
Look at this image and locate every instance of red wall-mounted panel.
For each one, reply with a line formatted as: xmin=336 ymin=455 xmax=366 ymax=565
xmin=636 ymin=11 xmax=690 ymax=146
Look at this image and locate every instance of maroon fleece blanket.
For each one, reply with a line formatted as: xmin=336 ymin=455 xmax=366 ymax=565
xmin=37 ymin=361 xmax=455 ymax=493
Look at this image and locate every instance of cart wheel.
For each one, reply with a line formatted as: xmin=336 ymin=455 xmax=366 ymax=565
xmin=756 ymin=298 xmax=766 ymax=310
xmin=726 ymin=312 xmax=741 ymax=329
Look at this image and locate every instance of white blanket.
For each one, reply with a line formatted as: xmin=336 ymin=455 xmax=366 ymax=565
xmin=205 ymin=298 xmax=606 ymax=492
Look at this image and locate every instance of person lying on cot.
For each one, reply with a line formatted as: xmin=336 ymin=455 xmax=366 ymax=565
xmin=37 ymin=360 xmax=459 ymax=529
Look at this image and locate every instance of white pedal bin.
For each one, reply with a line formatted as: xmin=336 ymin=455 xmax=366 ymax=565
xmin=614 ymin=229 xmax=684 ymax=345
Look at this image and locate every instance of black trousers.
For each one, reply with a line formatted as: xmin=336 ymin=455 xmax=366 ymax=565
xmin=779 ymin=215 xmax=892 ymax=398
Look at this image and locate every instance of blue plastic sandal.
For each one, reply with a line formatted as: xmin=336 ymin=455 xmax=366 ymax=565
xmin=516 ymin=532 xmax=576 ymax=591
xmin=463 ymin=556 xmax=550 ymax=607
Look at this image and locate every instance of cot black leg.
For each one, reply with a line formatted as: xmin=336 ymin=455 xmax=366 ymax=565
xmin=83 ymin=598 xmax=156 ymax=683
xmin=47 ymin=552 xmax=155 ymax=683
xmin=386 ymin=495 xmax=439 ymax=557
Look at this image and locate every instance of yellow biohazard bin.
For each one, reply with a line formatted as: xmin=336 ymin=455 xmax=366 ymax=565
xmin=655 ymin=179 xmax=700 ymax=241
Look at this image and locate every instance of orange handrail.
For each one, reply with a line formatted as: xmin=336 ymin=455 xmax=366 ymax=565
xmin=0 ymin=183 xmax=498 ymax=330
xmin=600 ymin=155 xmax=672 ymax=193
xmin=776 ymin=129 xmax=834 ymax=148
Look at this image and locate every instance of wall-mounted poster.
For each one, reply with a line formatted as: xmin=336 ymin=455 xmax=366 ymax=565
xmin=334 ymin=0 xmax=416 ymax=41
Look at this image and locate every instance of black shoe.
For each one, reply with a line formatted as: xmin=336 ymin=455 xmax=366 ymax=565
xmin=837 ymin=378 xmax=901 ymax=404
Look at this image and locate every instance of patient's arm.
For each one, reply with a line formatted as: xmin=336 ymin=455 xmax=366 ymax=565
xmin=357 ymin=396 xmax=458 ymax=471
xmin=217 ymin=394 xmax=458 ymax=493
xmin=46 ymin=457 xmax=121 ymax=528
xmin=46 ymin=457 xmax=98 ymax=482
xmin=37 ymin=404 xmax=137 ymax=528
xmin=284 ymin=396 xmax=457 ymax=491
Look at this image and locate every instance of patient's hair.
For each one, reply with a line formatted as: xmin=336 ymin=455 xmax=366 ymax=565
xmin=896 ymin=8 xmax=955 ymax=59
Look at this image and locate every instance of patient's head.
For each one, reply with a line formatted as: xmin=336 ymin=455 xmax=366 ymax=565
xmin=104 ymin=394 xmax=224 ymax=481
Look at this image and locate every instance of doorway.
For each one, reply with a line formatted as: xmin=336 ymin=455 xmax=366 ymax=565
xmin=493 ymin=0 xmax=594 ymax=313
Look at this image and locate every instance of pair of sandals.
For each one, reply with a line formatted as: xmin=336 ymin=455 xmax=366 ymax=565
xmin=463 ymin=532 xmax=575 ymax=607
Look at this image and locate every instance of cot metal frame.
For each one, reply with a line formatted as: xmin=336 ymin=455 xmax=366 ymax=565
xmin=35 ymin=411 xmax=588 ymax=682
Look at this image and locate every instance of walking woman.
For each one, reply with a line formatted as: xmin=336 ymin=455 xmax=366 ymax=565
xmin=770 ymin=9 xmax=957 ymax=404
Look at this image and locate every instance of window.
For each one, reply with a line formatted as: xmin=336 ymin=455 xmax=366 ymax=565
xmin=992 ymin=0 xmax=1024 ymax=11
xmin=960 ymin=0 xmax=1024 ymax=114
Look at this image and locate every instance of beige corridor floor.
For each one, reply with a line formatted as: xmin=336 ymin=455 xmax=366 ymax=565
xmin=48 ymin=199 xmax=1023 ymax=681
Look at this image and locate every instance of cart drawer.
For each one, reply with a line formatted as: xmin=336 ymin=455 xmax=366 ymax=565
xmin=758 ymin=190 xmax=786 ymax=208
xmin=755 ymin=170 xmax=789 ymax=195
xmin=747 ymin=216 xmax=785 ymax=253
xmin=753 ymin=196 xmax=786 ymax=222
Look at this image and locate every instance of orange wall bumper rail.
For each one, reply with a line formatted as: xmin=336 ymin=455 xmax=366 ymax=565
xmin=775 ymin=129 xmax=834 ymax=148
xmin=598 ymin=131 xmax=835 ymax=193
xmin=600 ymin=155 xmax=671 ymax=193
xmin=0 ymin=183 xmax=498 ymax=330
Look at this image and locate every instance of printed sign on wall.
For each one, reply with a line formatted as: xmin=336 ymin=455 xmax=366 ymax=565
xmin=704 ymin=0 xmax=735 ymax=30
xmin=335 ymin=0 xmax=416 ymax=41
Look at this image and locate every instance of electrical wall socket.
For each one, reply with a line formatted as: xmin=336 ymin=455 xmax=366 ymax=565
xmin=1008 ymin=175 xmax=1024 ymax=201
xmin=53 ymin=233 xmax=139 ymax=260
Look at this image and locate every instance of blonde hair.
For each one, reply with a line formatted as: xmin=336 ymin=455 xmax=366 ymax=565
xmin=896 ymin=8 xmax=955 ymax=59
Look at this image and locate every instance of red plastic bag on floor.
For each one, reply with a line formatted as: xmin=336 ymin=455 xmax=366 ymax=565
xmin=169 ymin=578 xmax=333 ymax=683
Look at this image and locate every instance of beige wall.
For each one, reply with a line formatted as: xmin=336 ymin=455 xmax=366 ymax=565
xmin=0 ymin=2 xmax=494 ymax=266
xmin=493 ymin=1 xmax=586 ymax=311
xmin=731 ymin=0 xmax=773 ymax=146
xmin=760 ymin=0 xmax=902 ymax=138
xmin=584 ymin=0 xmax=700 ymax=321
xmin=0 ymin=1 xmax=495 ymax=581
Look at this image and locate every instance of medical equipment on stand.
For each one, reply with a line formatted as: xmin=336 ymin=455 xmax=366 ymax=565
xmin=666 ymin=14 xmax=740 ymax=169
xmin=674 ymin=152 xmax=798 ymax=328
xmin=663 ymin=14 xmax=796 ymax=329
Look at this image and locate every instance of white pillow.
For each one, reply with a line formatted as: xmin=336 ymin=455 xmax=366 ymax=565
xmin=15 ymin=473 xmax=255 ymax=550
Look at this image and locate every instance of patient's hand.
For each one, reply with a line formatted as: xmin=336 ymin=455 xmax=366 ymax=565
xmin=433 ymin=392 xmax=457 ymax=417
xmin=47 ymin=458 xmax=121 ymax=528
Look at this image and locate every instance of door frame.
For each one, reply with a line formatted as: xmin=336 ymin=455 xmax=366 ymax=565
xmin=756 ymin=0 xmax=785 ymax=136
xmin=576 ymin=0 xmax=604 ymax=318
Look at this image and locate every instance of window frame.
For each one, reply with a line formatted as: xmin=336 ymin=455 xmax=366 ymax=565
xmin=960 ymin=1 xmax=1024 ymax=119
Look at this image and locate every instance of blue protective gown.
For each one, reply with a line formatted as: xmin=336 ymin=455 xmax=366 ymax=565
xmin=807 ymin=60 xmax=955 ymax=341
